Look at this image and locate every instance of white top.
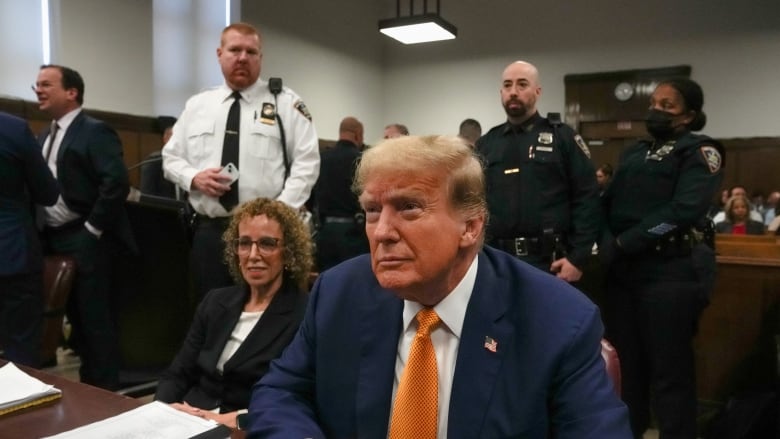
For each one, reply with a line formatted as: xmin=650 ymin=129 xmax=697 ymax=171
xmin=392 ymin=255 xmax=478 ymax=439
xmin=216 ymin=311 xmax=263 ymax=373
xmin=162 ymin=79 xmax=320 ymax=216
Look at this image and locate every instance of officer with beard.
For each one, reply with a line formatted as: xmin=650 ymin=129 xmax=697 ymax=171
xmin=600 ymin=78 xmax=723 ymax=438
xmin=476 ymin=60 xmax=600 ymax=282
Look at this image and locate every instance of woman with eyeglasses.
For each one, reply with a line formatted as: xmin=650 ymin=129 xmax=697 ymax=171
xmin=155 ymin=197 xmax=313 ymax=430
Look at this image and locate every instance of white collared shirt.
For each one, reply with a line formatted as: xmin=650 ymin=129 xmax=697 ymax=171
xmin=392 ymin=255 xmax=479 ymax=439
xmin=162 ymin=79 xmax=320 ymax=217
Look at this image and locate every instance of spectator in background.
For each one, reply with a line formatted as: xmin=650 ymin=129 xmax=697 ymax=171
xmin=715 ymin=194 xmax=766 ymax=235
xmin=312 ymin=117 xmax=369 ymax=271
xmin=0 ymin=112 xmax=59 ymax=367
xmin=383 ymin=123 xmax=408 ymax=139
xmin=458 ymin=118 xmax=482 ymax=148
xmin=762 ymin=190 xmax=780 ymax=225
xmin=711 ymin=186 xmax=762 ymax=224
xmin=139 ymin=116 xmax=178 ymax=199
xmin=596 ymin=163 xmax=613 ymax=196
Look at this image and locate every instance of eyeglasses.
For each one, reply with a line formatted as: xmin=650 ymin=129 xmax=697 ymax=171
xmin=234 ymin=237 xmax=281 ymax=255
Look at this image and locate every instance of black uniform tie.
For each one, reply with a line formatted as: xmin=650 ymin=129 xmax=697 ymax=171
xmin=220 ymin=91 xmax=241 ymax=211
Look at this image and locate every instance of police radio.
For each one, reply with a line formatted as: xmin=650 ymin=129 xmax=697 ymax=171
xmin=268 ymin=77 xmax=290 ymax=179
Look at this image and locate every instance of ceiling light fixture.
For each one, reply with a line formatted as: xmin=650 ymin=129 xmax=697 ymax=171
xmin=379 ymin=0 xmax=457 ymax=45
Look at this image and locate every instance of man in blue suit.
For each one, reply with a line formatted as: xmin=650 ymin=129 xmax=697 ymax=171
xmin=0 ymin=112 xmax=59 ymax=367
xmin=247 ymin=135 xmax=631 ymax=438
xmin=34 ymin=65 xmax=136 ymax=390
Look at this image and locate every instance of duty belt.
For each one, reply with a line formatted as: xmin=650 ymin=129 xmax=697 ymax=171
xmin=323 ymin=216 xmax=356 ymax=224
xmin=495 ymin=237 xmax=543 ymax=257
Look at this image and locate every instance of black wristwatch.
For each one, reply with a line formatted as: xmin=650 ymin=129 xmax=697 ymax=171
xmin=236 ymin=412 xmax=249 ymax=431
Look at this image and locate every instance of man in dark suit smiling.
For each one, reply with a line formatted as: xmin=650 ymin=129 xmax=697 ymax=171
xmin=34 ymin=64 xmax=136 ymax=390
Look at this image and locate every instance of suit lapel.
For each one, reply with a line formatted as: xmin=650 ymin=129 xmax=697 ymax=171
xmin=57 ymin=112 xmax=85 ymax=163
xmin=355 ymin=284 xmax=403 ymax=438
xmin=448 ymin=252 xmax=515 ymax=439
xmin=224 ymin=282 xmax=298 ymax=369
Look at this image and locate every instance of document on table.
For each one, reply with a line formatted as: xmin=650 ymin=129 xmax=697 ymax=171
xmin=41 ymin=401 xmax=231 ymax=439
xmin=0 ymin=362 xmax=62 ymax=415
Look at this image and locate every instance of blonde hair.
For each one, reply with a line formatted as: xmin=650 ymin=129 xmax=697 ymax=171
xmin=353 ymin=135 xmax=487 ymax=223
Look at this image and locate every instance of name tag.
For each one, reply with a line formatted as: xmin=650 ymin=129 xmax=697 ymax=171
xmin=536 ymin=146 xmax=553 ymax=152
xmin=504 ymin=168 xmax=519 ymax=174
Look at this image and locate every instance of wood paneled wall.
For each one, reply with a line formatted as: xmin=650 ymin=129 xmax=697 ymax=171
xmin=2 ymin=97 xmax=162 ymax=188
xmin=565 ymin=67 xmax=780 ymax=198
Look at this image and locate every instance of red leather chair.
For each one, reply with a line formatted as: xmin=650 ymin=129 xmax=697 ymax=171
xmin=41 ymin=255 xmax=76 ymax=366
xmin=600 ymin=338 xmax=622 ymax=396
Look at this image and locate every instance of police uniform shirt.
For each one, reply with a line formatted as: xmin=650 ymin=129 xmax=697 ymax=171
xmin=476 ymin=112 xmax=600 ymax=268
xmin=603 ymin=132 xmax=724 ymax=255
xmin=313 ymin=139 xmax=362 ymax=219
xmin=162 ymin=80 xmax=320 ymax=217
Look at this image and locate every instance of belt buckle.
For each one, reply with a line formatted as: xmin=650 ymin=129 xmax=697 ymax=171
xmin=514 ymin=237 xmax=529 ymax=256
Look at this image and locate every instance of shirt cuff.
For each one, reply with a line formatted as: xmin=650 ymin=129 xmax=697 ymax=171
xmin=84 ymin=221 xmax=103 ymax=238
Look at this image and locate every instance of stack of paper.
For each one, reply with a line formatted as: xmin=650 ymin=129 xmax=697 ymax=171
xmin=41 ymin=401 xmax=231 ymax=439
xmin=0 ymin=362 xmax=62 ymax=416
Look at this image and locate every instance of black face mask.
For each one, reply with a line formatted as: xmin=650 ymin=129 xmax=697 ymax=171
xmin=645 ymin=109 xmax=683 ymax=140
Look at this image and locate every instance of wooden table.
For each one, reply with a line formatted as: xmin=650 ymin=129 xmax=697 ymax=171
xmin=0 ymin=361 xmax=245 ymax=438
xmin=0 ymin=360 xmax=142 ymax=437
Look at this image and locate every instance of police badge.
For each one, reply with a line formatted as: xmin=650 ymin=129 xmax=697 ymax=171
xmin=538 ymin=132 xmax=553 ymax=145
xmin=260 ymin=102 xmax=276 ymax=125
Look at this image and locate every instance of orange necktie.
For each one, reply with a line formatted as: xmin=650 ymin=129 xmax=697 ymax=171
xmin=389 ymin=308 xmax=441 ymax=439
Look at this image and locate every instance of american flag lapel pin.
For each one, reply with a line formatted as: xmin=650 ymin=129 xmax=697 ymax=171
xmin=484 ymin=336 xmax=498 ymax=353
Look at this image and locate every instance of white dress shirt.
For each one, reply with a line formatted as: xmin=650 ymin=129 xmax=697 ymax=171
xmin=162 ymin=79 xmax=320 ymax=217
xmin=392 ymin=255 xmax=479 ymax=439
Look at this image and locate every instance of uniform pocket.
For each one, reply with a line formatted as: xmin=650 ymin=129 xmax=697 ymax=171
xmin=248 ymin=122 xmax=282 ymax=160
xmin=186 ymin=119 xmax=216 ymax=161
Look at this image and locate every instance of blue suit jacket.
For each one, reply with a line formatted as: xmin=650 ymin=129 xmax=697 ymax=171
xmin=248 ymin=246 xmax=631 ymax=438
xmin=0 ymin=112 xmax=59 ymax=275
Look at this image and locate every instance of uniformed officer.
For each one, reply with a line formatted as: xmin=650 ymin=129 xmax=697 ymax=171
xmin=312 ymin=117 xmax=369 ymax=271
xmin=600 ymin=78 xmax=724 ymax=439
xmin=476 ymin=60 xmax=600 ymax=282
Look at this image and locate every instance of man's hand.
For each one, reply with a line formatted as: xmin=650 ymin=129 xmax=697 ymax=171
xmin=550 ymin=257 xmax=582 ymax=282
xmin=201 ymin=410 xmax=239 ymax=429
xmin=191 ymin=167 xmax=232 ymax=197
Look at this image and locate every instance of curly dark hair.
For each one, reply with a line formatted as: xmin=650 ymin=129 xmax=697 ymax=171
xmin=222 ymin=198 xmax=313 ymax=290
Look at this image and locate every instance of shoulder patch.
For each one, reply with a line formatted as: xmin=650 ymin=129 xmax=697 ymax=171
xmin=699 ymin=145 xmax=722 ymax=173
xmin=294 ymin=100 xmax=312 ymax=121
xmin=574 ymin=134 xmax=591 ymax=158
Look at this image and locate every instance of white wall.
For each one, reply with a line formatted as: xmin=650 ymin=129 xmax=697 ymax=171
xmin=0 ymin=1 xmax=43 ymax=101
xmin=383 ymin=30 xmax=780 ymax=139
xmin=1 ymin=0 xmax=778 ymax=141
xmin=54 ymin=0 xmax=154 ymax=117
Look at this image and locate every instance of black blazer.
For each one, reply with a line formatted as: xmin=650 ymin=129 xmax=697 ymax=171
xmin=715 ymin=220 xmax=766 ymax=235
xmin=0 ymin=112 xmax=59 ymax=275
xmin=40 ymin=111 xmax=136 ymax=252
xmin=155 ymin=280 xmax=308 ymax=412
